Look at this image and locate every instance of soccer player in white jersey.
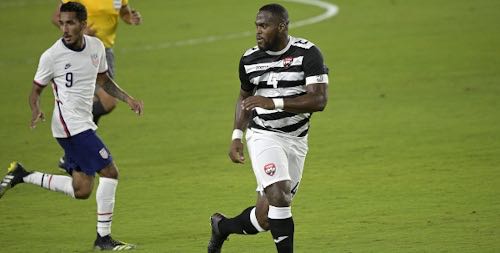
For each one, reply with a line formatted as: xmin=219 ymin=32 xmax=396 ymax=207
xmin=0 ymin=2 xmax=143 ymax=251
xmin=208 ymin=4 xmax=329 ymax=253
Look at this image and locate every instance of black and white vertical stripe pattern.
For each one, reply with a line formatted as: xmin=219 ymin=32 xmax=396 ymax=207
xmin=239 ymin=36 xmax=329 ymax=137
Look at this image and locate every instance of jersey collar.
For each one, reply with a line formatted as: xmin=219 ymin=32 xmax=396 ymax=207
xmin=61 ymin=36 xmax=87 ymax=52
xmin=266 ymin=36 xmax=293 ymax=56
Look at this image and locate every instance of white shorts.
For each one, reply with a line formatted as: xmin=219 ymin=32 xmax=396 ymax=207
xmin=246 ymin=128 xmax=308 ymax=195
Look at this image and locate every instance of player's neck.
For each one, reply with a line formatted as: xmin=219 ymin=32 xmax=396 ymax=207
xmin=62 ymin=36 xmax=86 ymax=52
xmin=270 ymin=35 xmax=290 ymax=52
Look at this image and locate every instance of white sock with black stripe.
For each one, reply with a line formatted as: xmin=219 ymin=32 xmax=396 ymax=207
xmin=96 ymin=177 xmax=118 ymax=237
xmin=23 ymin=172 xmax=75 ymax=198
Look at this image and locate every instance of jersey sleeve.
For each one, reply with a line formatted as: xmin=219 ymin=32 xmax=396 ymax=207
xmin=239 ymin=57 xmax=253 ymax=92
xmin=98 ymin=42 xmax=108 ymax=74
xmin=303 ymin=46 xmax=329 ymax=85
xmin=33 ymin=51 xmax=53 ymax=86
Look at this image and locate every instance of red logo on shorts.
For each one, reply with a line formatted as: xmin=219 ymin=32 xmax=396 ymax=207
xmin=264 ymin=163 xmax=276 ymax=176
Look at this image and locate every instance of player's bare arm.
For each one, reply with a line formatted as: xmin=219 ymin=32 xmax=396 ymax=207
xmin=28 ymin=83 xmax=46 ymax=129
xmin=229 ymin=88 xmax=253 ymax=164
xmin=242 ymin=83 xmax=328 ymax=113
xmin=120 ymin=5 xmax=142 ymax=25
xmin=96 ymin=72 xmax=144 ymax=115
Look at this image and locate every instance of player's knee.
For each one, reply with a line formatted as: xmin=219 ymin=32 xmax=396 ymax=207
xmin=266 ymin=190 xmax=292 ymax=207
xmin=265 ymin=182 xmax=292 ymax=207
xmin=277 ymin=192 xmax=292 ymax=207
xmin=98 ymin=163 xmax=119 ymax=179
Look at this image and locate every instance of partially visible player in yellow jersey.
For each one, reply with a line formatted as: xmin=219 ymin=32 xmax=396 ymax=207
xmin=52 ymin=0 xmax=142 ymax=125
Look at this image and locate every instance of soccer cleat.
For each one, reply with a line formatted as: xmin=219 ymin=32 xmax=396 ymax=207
xmin=0 ymin=162 xmax=30 ymax=199
xmin=93 ymin=234 xmax=136 ymax=251
xmin=208 ymin=213 xmax=228 ymax=253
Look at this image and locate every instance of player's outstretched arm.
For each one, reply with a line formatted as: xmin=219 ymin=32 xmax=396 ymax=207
xmin=29 ymin=83 xmax=46 ymax=129
xmin=241 ymin=83 xmax=328 ymax=113
xmin=228 ymin=89 xmax=253 ymax=164
xmin=96 ymin=72 xmax=144 ymax=116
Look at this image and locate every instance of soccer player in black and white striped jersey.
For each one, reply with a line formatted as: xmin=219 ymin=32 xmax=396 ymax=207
xmin=208 ymin=3 xmax=329 ymax=253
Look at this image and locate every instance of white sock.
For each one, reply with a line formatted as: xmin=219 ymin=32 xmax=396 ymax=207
xmin=96 ymin=177 xmax=118 ymax=237
xmin=250 ymin=207 xmax=266 ymax=232
xmin=23 ymin=172 xmax=75 ymax=198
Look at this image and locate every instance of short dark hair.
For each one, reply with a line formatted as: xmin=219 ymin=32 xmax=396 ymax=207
xmin=60 ymin=1 xmax=87 ymax=22
xmin=259 ymin=3 xmax=289 ymax=24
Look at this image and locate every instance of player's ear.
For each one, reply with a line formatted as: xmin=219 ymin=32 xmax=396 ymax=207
xmin=278 ymin=22 xmax=288 ymax=32
xmin=81 ymin=20 xmax=87 ymax=30
xmin=278 ymin=22 xmax=285 ymax=31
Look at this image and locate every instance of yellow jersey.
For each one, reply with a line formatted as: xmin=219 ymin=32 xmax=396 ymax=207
xmin=62 ymin=0 xmax=128 ymax=48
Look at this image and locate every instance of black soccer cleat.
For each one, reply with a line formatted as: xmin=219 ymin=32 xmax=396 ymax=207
xmin=208 ymin=213 xmax=229 ymax=253
xmin=0 ymin=162 xmax=30 ymax=199
xmin=94 ymin=234 xmax=135 ymax=251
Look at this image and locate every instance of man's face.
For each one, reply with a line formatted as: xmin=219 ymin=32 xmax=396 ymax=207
xmin=59 ymin=12 xmax=85 ymax=46
xmin=255 ymin=11 xmax=280 ymax=51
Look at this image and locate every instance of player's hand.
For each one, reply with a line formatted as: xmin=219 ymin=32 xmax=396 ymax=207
xmin=229 ymin=140 xmax=245 ymax=164
xmin=30 ymin=109 xmax=45 ymax=129
xmin=126 ymin=97 xmax=144 ymax=116
xmin=241 ymin=96 xmax=274 ymax=111
xmin=130 ymin=10 xmax=142 ymax=25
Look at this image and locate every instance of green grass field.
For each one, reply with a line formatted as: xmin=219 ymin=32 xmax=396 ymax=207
xmin=1 ymin=0 xmax=499 ymax=252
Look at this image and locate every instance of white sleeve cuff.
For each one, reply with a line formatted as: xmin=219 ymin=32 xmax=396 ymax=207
xmin=305 ymin=74 xmax=329 ymax=85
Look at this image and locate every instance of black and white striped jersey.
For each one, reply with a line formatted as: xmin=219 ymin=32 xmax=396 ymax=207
xmin=239 ymin=36 xmax=329 ymax=137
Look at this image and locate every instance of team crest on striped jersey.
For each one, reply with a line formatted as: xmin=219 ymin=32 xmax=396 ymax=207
xmin=283 ymin=57 xmax=294 ymax=68
xmin=91 ymin=53 xmax=99 ymax=67
xmin=264 ymin=163 xmax=276 ymax=176
xmin=99 ymin=148 xmax=109 ymax=159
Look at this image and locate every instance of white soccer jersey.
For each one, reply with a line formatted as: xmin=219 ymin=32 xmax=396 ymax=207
xmin=33 ymin=35 xmax=108 ymax=138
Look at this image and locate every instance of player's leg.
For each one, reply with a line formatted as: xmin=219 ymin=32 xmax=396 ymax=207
xmin=249 ymin=132 xmax=296 ymax=253
xmin=93 ymin=48 xmax=117 ymax=125
xmin=255 ymin=192 xmax=270 ymax=230
xmin=95 ymin=162 xmax=119 ymax=238
xmin=208 ymin=130 xmax=271 ymax=252
xmin=3 ymin=131 xmax=99 ymax=199
xmin=93 ymin=160 xmax=135 ymax=250
xmin=264 ymin=135 xmax=308 ymax=253
xmin=0 ymin=161 xmax=93 ymax=199
xmin=265 ymin=180 xmax=294 ymax=253
xmin=208 ymin=193 xmax=269 ymax=253
xmin=216 ymin=192 xmax=269 ymax=235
